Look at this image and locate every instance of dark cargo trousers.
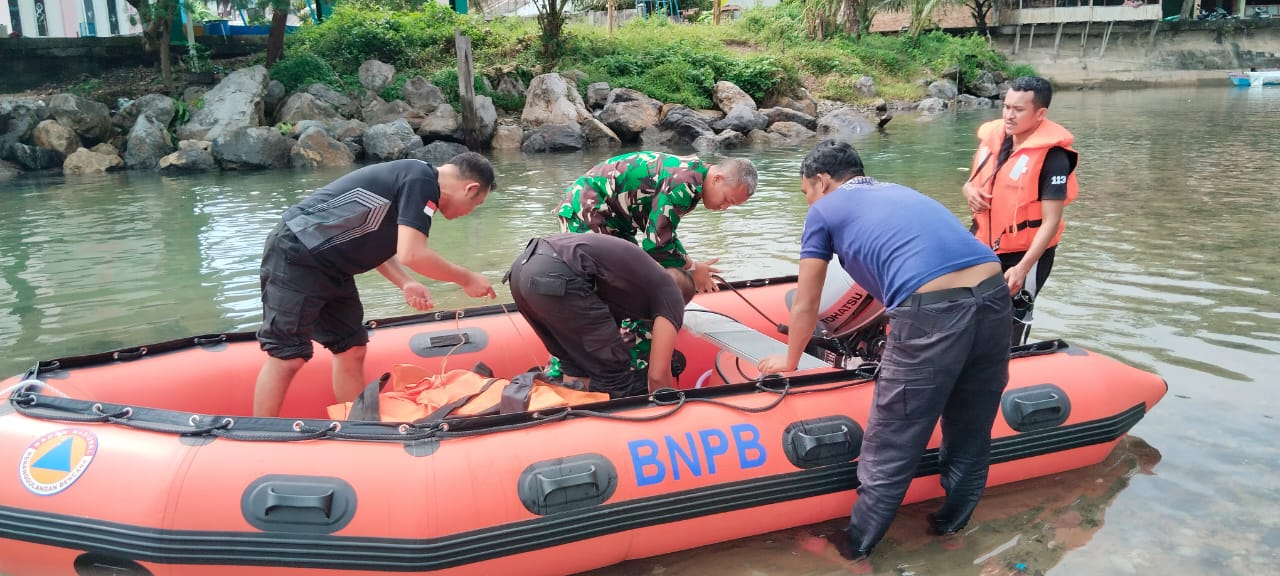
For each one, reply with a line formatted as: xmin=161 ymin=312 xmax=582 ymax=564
xmin=847 ymin=274 xmax=1012 ymax=553
xmin=506 ymin=239 xmax=648 ymax=399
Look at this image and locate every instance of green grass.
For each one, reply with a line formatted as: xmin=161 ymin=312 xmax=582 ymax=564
xmin=276 ymin=0 xmax=1032 ymax=107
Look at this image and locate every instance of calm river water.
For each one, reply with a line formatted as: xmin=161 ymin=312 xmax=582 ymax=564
xmin=2 ymin=87 xmax=1278 ymax=575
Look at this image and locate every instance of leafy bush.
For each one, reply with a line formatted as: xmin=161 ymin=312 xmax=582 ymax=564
xmin=289 ymin=2 xmax=487 ymax=75
xmin=270 ymin=53 xmax=338 ymax=91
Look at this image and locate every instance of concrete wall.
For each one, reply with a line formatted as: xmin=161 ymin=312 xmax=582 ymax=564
xmin=996 ymin=20 xmax=1280 ymax=87
xmin=0 ymin=35 xmax=268 ymax=94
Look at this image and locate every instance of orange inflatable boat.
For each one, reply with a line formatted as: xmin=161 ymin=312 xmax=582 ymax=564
xmin=0 ymin=276 xmax=1166 ymax=576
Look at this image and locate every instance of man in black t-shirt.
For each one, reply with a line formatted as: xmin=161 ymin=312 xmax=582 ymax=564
xmin=505 ymin=233 xmax=695 ymax=398
xmin=964 ymin=76 xmax=1079 ymax=345
xmin=254 ymin=154 xmax=498 ymax=417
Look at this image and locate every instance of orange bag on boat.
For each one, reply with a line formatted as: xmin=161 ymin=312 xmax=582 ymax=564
xmin=327 ymin=365 xmax=609 ymax=422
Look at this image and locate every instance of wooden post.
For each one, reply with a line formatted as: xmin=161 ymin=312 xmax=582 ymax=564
xmin=455 ymin=30 xmax=482 ymax=151
xmin=1014 ymin=25 xmax=1021 ymax=55
xmin=1028 ymin=23 xmax=1036 ymax=50
xmin=608 ymin=0 xmax=616 ymax=35
xmin=1146 ymin=20 xmax=1160 ymax=55
xmin=1054 ymin=22 xmax=1064 ymax=57
xmin=1081 ymin=19 xmax=1091 ymax=48
xmin=714 ymin=0 xmax=721 ymax=25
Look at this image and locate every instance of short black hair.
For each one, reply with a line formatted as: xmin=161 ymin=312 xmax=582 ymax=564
xmin=447 ymin=152 xmax=496 ymax=191
xmin=1009 ymin=76 xmax=1053 ymax=109
xmin=801 ymin=139 xmax=865 ymax=181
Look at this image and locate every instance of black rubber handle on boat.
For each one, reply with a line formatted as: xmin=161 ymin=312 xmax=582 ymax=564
xmin=536 ymin=466 xmax=600 ymax=497
xmin=795 ymin=427 xmax=852 ymax=452
xmin=264 ymin=487 xmax=335 ymax=520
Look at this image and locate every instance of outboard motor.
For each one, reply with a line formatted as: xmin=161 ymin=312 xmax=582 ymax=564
xmin=813 ymin=266 xmax=888 ymax=366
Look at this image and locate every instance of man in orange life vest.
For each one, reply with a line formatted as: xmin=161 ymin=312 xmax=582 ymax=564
xmin=963 ymin=76 xmax=1078 ymax=346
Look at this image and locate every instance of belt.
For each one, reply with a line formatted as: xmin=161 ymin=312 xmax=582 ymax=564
xmin=902 ymin=273 xmax=1005 ymax=307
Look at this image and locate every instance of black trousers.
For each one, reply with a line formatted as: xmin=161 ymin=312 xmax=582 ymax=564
xmin=507 ymin=239 xmax=647 ymax=399
xmin=998 ymin=246 xmax=1056 ymax=346
xmin=847 ymin=274 xmax=1012 ymax=552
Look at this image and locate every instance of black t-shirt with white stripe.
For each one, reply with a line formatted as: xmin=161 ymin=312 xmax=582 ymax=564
xmin=283 ymin=159 xmax=440 ymax=275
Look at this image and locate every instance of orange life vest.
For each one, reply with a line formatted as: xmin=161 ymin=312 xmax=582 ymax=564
xmin=327 ymin=366 xmax=610 ymax=423
xmin=969 ymin=118 xmax=1079 ymax=254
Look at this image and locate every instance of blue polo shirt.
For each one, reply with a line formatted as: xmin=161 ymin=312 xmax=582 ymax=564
xmin=800 ymin=177 xmax=998 ymax=309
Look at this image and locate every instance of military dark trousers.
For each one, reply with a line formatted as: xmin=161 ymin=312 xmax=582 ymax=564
xmin=847 ymin=274 xmax=1012 ymax=552
xmin=507 ymin=239 xmax=647 ymax=398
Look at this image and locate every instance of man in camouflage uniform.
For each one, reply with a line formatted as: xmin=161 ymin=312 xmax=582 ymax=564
xmin=557 ymin=151 xmax=758 ymax=294
xmin=551 ymin=151 xmax=757 ymax=386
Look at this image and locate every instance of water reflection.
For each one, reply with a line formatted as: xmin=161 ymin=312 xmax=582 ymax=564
xmin=583 ymin=437 xmax=1161 ymax=576
xmin=2 ymin=87 xmax=1279 ymax=575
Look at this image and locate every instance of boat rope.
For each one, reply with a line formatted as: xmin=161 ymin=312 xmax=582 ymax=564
xmin=710 ymin=274 xmax=785 ymax=333
xmin=497 ymin=301 xmax=547 ymax=372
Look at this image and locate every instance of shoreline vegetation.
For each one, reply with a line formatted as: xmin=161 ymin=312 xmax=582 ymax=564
xmin=0 ymin=1 xmax=1035 ymax=180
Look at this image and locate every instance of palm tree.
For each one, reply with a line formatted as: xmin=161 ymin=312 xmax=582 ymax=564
xmin=879 ymin=0 xmax=957 ymax=39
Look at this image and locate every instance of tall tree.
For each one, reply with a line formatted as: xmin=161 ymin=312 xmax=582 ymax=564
xmin=880 ymin=0 xmax=955 ymax=39
xmin=965 ymin=0 xmax=995 ymax=35
xmin=532 ymin=0 xmax=571 ymax=65
xmin=125 ymin=0 xmax=178 ymax=91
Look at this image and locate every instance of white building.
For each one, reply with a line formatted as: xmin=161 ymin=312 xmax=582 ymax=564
xmin=2 ymin=0 xmax=143 ymax=38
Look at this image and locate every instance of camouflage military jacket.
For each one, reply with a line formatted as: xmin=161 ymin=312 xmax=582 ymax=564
xmin=556 ymin=151 xmax=708 ymax=268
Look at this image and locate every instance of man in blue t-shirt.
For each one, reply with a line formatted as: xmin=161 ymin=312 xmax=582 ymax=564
xmin=759 ymin=140 xmax=1012 ymax=561
xmin=254 ymin=154 xmax=498 ymax=417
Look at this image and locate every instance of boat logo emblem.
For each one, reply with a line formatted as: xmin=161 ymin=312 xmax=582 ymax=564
xmin=18 ymin=428 xmax=98 ymax=496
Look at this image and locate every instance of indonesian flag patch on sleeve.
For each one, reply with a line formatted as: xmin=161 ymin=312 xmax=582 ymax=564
xmin=424 ymin=200 xmax=437 ymax=217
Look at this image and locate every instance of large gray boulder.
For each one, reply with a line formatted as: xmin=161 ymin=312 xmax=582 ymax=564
xmin=306 ymin=84 xmax=359 ymax=118
xmin=766 ymin=88 xmax=818 ymax=118
xmin=760 ymin=107 xmax=817 ymax=131
xmin=359 ymin=60 xmax=396 ymax=95
xmin=1 ymin=97 xmax=48 ymax=156
xmin=816 ymin=108 xmax=876 ymax=142
xmin=409 ymin=141 xmax=470 ymax=166
xmin=212 ymin=126 xmax=293 ymax=170
xmin=768 ymin=121 xmax=817 ymax=145
xmin=330 ymin=119 xmax=368 ymax=142
xmin=599 ymin=88 xmax=660 ymax=143
xmin=659 ymin=105 xmax=714 ymax=146
xmin=586 ymin=82 xmax=611 ymax=111
xmin=491 ymin=124 xmax=523 ymax=150
xmin=124 ymin=114 xmax=175 ymax=170
xmin=113 ymin=94 xmax=177 ymax=134
xmin=521 ymin=73 xmax=590 ymax=128
xmin=178 ymin=66 xmax=270 ymax=142
xmin=917 ymin=98 xmax=949 ymax=114
xmin=927 ymin=79 xmax=959 ymax=101
xmin=364 ymin=118 xmax=421 ymax=161
xmin=402 ymin=77 xmax=446 ymax=113
xmin=277 ymin=93 xmax=341 ymax=125
xmin=8 ymin=143 xmax=62 ymax=170
xmin=710 ymin=81 xmax=766 ymax=134
xmin=693 ymin=129 xmax=744 ymax=153
xmin=158 ymin=140 xmax=216 ymax=174
xmin=474 ymin=95 xmax=498 ymax=144
xmin=48 ymin=93 xmax=111 ymax=144
xmin=582 ymin=117 xmax=621 ymax=149
xmin=362 ymin=98 xmax=415 ymax=128
xmin=32 ymin=119 xmax=81 ymax=157
xmin=263 ymin=80 xmax=287 ymax=120
xmin=640 ymin=126 xmax=677 ymax=149
xmin=416 ymin=104 xmax=462 ymax=143
xmin=63 ymin=147 xmax=122 ymax=174
xmin=291 ymin=126 xmax=355 ymax=168
xmin=521 ymin=123 xmax=584 ymax=153
xmin=969 ymin=71 xmax=1000 ymax=99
